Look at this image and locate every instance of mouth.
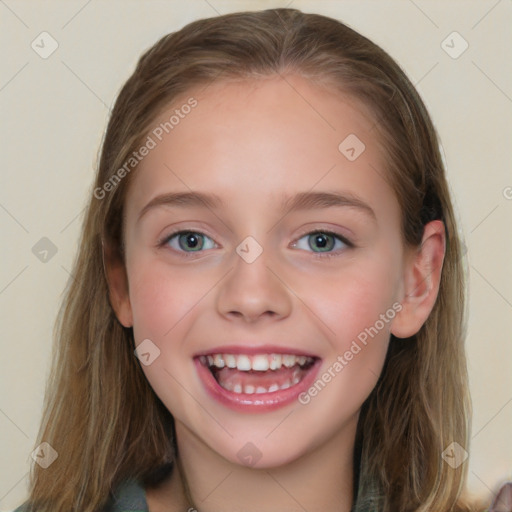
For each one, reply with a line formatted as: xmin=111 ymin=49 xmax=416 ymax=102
xmin=194 ymin=349 xmax=321 ymax=411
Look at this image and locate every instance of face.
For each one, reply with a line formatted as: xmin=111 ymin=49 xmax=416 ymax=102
xmin=112 ymin=74 xmax=416 ymax=468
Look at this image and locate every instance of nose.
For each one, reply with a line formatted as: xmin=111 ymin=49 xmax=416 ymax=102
xmin=216 ymin=241 xmax=293 ymax=324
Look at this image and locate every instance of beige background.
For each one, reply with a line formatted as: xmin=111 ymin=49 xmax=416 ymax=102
xmin=1 ymin=0 xmax=511 ymax=510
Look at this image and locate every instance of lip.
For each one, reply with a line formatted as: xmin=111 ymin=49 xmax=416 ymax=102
xmin=194 ymin=344 xmax=319 ymax=358
xmin=194 ymin=353 xmax=322 ymax=412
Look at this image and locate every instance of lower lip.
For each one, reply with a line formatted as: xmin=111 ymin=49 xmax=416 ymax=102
xmin=194 ymin=357 xmax=322 ymax=412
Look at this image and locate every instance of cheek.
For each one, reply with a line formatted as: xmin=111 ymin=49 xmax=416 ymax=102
xmin=127 ymin=257 xmax=211 ymax=341
xmin=126 ymin=258 xmax=210 ymax=412
xmin=296 ymin=254 xmax=399 ymax=403
xmin=126 ymin=257 xmax=219 ymax=403
xmin=340 ymin=272 xmax=397 ymax=344
xmin=301 ymin=253 xmax=400 ymax=346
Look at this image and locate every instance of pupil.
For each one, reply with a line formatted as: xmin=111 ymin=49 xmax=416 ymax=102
xmin=315 ymin=235 xmax=326 ymax=247
xmin=181 ymin=232 xmax=201 ymax=251
xmin=312 ymin=233 xmax=333 ymax=252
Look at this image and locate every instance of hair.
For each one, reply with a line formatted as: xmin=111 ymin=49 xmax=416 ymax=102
xmin=21 ymin=8 xmax=489 ymax=512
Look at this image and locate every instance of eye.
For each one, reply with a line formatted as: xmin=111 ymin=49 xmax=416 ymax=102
xmin=158 ymin=229 xmax=353 ymax=258
xmin=159 ymin=230 xmax=216 ymax=254
xmin=292 ymin=230 xmax=353 ymax=258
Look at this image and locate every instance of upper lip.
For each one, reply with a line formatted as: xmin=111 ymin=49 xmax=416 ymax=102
xmin=194 ymin=344 xmax=320 ymax=359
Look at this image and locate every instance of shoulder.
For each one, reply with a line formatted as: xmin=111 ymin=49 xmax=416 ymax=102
xmin=11 ymin=479 xmax=149 ymax=512
xmin=101 ymin=479 xmax=149 ymax=512
xmin=488 ymin=481 xmax=512 ymax=512
xmin=12 ymin=505 xmax=29 ymax=512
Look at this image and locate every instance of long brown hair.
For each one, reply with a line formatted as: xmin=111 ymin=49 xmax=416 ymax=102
xmin=22 ymin=8 xmax=486 ymax=512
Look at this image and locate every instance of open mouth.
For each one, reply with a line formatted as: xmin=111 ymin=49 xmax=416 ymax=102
xmin=199 ymin=353 xmax=317 ymax=394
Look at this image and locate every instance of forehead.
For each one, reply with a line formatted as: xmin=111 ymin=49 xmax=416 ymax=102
xmin=125 ymin=74 xmax=398 ymax=224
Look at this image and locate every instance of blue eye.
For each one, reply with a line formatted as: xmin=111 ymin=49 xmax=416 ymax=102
xmin=293 ymin=230 xmax=352 ymax=257
xmin=161 ymin=231 xmax=216 ymax=253
xmin=159 ymin=229 xmax=353 ymax=258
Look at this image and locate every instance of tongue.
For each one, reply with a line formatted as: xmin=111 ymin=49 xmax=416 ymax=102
xmin=213 ymin=366 xmax=301 ymax=389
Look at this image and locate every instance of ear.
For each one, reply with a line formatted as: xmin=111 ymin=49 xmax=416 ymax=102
xmin=102 ymin=240 xmax=133 ymax=328
xmin=391 ymin=220 xmax=446 ymax=339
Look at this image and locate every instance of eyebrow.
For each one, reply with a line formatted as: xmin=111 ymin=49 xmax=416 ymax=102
xmin=137 ymin=190 xmax=376 ymax=222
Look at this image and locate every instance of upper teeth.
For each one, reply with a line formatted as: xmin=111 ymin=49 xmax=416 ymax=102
xmin=200 ymin=353 xmax=313 ymax=371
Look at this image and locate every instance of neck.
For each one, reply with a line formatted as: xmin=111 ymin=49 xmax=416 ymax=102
xmin=171 ymin=418 xmax=357 ymax=512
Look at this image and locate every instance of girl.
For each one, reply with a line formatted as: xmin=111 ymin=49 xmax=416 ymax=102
xmin=14 ymin=8 xmax=510 ymax=512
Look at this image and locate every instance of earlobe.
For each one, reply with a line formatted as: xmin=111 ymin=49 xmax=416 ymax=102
xmin=102 ymin=240 xmax=133 ymax=328
xmin=391 ymin=220 xmax=446 ymax=339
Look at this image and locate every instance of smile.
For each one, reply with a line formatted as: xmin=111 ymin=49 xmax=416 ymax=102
xmin=200 ymin=353 xmax=315 ymax=393
xmin=195 ymin=348 xmax=321 ymax=411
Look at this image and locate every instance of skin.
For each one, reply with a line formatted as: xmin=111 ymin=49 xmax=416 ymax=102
xmin=106 ymin=74 xmax=445 ymax=512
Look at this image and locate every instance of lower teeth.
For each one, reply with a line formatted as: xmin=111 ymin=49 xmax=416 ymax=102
xmin=203 ymin=359 xmax=316 ymax=395
xmin=216 ymin=373 xmax=302 ymax=394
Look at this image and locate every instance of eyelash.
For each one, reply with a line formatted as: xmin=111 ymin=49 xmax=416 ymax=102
xmin=157 ymin=228 xmax=354 ymax=260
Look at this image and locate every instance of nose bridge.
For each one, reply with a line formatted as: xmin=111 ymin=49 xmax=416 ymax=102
xmin=216 ymin=234 xmax=292 ymax=321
